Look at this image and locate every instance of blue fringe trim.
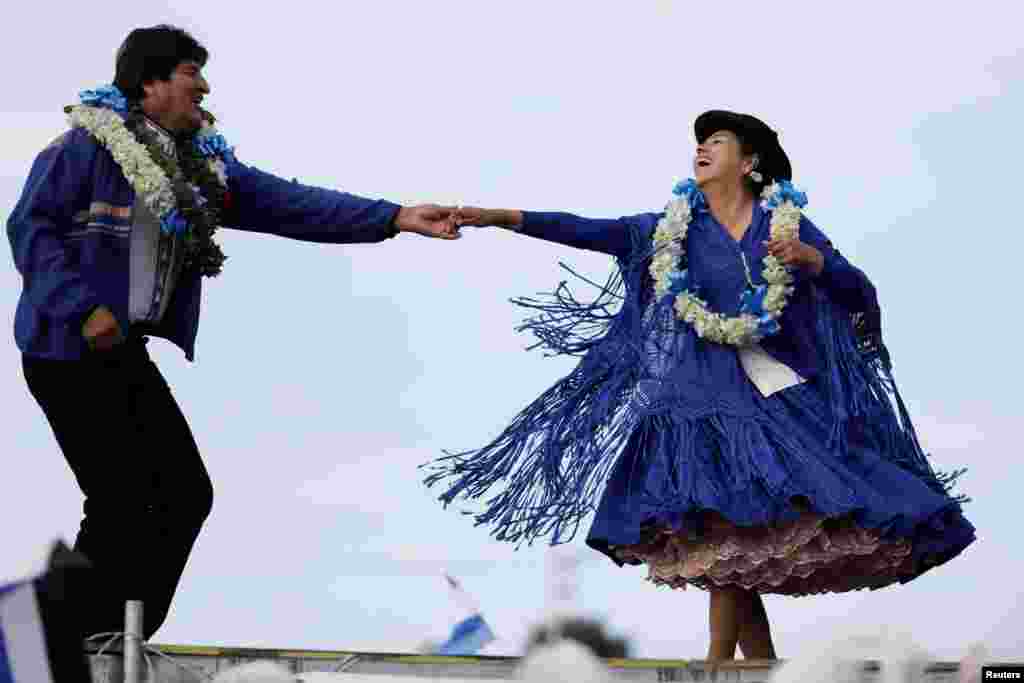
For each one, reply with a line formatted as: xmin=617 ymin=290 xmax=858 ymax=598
xmin=510 ymin=261 xmax=627 ymax=356
xmin=421 ymin=229 xmax=657 ymax=547
xmin=814 ymin=291 xmax=968 ymax=503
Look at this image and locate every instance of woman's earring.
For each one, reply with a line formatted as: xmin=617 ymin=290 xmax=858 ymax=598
xmin=748 ymin=155 xmax=762 ymax=183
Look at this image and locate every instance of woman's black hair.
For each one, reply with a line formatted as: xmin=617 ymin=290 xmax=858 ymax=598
xmin=114 ymin=25 xmax=208 ymax=102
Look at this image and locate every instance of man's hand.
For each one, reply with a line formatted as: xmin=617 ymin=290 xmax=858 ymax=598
xmin=82 ymin=306 xmax=124 ymax=352
xmin=765 ymin=238 xmax=824 ymax=276
xmin=394 ymin=205 xmax=461 ymax=240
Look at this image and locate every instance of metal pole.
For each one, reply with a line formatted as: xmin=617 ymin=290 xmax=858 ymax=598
xmin=544 ymin=546 xmax=581 ymax=624
xmin=124 ymin=600 xmax=144 ymax=683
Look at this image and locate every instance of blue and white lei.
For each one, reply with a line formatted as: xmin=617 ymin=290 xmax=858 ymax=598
xmin=66 ymin=85 xmax=235 ymax=237
xmin=650 ymin=178 xmax=807 ymax=346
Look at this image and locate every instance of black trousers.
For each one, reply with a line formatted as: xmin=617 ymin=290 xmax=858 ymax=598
xmin=22 ymin=335 xmax=213 ymax=640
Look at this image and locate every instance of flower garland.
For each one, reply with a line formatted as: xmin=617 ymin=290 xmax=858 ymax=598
xmin=649 ymin=178 xmax=809 ymax=346
xmin=66 ymin=85 xmax=235 ymax=276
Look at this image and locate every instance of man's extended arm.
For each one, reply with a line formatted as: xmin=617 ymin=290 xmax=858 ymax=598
xmin=223 ymin=159 xmax=457 ymax=242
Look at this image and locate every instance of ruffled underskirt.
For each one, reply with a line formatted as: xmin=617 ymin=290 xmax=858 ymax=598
xmin=610 ymin=506 xmax=927 ymax=595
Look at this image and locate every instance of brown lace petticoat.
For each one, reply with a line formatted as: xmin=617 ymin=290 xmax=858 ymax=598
xmin=612 ymin=507 xmax=919 ymax=595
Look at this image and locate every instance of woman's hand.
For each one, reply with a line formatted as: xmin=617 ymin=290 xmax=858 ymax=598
xmin=451 ymin=207 xmax=523 ymax=230
xmin=765 ymin=238 xmax=824 ymax=276
xmin=452 ymin=206 xmax=488 ymax=227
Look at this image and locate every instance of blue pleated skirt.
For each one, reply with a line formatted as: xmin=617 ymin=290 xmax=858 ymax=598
xmin=586 ymin=366 xmax=975 ymax=594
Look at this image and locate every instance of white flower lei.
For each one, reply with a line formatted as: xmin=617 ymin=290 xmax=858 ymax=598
xmin=66 ymin=105 xmax=230 ymax=231
xmin=650 ymin=179 xmax=807 ymax=347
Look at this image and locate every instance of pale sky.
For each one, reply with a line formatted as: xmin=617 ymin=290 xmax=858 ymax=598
xmin=2 ymin=0 xmax=1022 ymax=663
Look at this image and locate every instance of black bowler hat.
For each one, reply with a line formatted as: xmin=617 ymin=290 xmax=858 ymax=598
xmin=694 ymin=110 xmax=792 ymax=184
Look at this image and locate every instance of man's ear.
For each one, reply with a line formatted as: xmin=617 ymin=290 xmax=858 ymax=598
xmin=140 ymin=78 xmax=159 ymax=102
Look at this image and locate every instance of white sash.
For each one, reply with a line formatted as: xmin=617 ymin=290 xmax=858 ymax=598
xmin=738 ymin=344 xmax=805 ymax=397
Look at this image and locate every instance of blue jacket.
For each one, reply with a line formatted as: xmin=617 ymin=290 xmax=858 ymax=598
xmin=517 ymin=204 xmax=877 ymax=380
xmin=7 ymin=126 xmax=401 ymax=361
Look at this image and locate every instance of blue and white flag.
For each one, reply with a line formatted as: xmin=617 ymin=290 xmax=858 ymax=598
xmin=435 ymin=573 xmax=495 ymax=656
xmin=0 ymin=581 xmax=55 ymax=683
xmin=437 ymin=613 xmax=495 ymax=656
xmin=0 ymin=540 xmax=92 ymax=683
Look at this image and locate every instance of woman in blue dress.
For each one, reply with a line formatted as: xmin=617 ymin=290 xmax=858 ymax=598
xmin=425 ymin=111 xmax=975 ymax=661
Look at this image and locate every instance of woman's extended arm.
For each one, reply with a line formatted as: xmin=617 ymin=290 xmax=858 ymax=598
xmin=456 ymin=207 xmax=639 ymax=259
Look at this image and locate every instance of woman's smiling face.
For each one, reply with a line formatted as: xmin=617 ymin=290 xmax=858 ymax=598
xmin=694 ymin=129 xmax=753 ymax=189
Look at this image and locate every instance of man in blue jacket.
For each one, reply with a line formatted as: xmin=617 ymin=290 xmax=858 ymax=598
xmin=7 ymin=25 xmax=459 ymax=640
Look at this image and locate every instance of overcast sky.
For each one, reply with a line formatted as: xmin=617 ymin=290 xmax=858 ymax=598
xmin=2 ymin=0 xmax=1021 ymax=663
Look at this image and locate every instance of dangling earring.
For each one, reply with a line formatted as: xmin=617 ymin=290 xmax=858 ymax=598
xmin=748 ymin=154 xmax=762 ymax=183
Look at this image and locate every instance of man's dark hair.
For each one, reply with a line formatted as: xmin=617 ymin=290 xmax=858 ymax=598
xmin=525 ymin=617 xmax=631 ymax=659
xmin=114 ymin=25 xmax=208 ymax=102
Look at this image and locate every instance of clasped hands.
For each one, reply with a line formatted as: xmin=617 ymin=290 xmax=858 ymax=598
xmin=392 ymin=205 xmax=514 ymax=240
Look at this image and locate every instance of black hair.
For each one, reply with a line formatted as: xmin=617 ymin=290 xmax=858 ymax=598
xmin=114 ymin=25 xmax=208 ymax=102
xmin=525 ymin=617 xmax=631 ymax=659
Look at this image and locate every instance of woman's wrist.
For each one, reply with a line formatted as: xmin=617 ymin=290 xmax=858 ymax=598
xmin=490 ymin=209 xmax=523 ymax=230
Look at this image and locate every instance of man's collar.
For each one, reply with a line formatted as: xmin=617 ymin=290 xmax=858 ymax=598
xmin=141 ymin=115 xmax=174 ymax=137
xmin=140 ymin=116 xmax=179 ymax=155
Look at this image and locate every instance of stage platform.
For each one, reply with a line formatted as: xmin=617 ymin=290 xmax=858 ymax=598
xmin=85 ymin=642 xmax=985 ymax=683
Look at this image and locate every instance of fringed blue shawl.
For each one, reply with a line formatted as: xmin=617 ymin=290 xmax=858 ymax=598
xmin=423 ymin=211 xmax=966 ymax=547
